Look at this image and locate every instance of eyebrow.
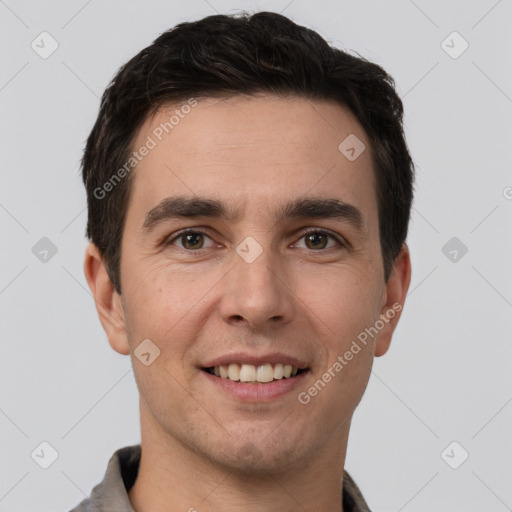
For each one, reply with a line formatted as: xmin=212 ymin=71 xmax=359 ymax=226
xmin=141 ymin=195 xmax=366 ymax=233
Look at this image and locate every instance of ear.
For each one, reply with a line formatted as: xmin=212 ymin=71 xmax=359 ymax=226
xmin=83 ymin=242 xmax=130 ymax=355
xmin=374 ymin=243 xmax=412 ymax=357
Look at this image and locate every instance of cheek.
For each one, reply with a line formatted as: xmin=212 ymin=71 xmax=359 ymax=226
xmin=306 ymin=267 xmax=381 ymax=409
xmin=122 ymin=277 xmax=198 ymax=415
xmin=299 ymin=264 xmax=382 ymax=348
xmin=121 ymin=264 xmax=219 ymax=372
xmin=123 ymin=258 xmax=199 ymax=328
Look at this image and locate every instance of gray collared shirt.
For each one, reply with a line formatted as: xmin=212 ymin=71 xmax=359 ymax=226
xmin=69 ymin=444 xmax=372 ymax=511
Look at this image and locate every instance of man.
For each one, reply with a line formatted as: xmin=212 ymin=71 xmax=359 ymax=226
xmin=73 ymin=10 xmax=413 ymax=512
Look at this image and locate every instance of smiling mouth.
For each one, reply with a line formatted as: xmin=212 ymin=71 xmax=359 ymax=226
xmin=203 ymin=363 xmax=307 ymax=384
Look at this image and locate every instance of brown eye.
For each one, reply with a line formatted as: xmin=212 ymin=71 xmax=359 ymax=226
xmin=181 ymin=233 xmax=204 ymax=250
xmin=305 ymin=232 xmax=328 ymax=250
xmin=296 ymin=230 xmax=344 ymax=251
xmin=167 ymin=230 xmax=215 ymax=251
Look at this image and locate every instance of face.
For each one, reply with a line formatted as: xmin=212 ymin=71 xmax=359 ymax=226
xmin=86 ymin=94 xmax=410 ymax=474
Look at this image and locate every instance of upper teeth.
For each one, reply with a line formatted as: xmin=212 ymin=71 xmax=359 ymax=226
xmin=212 ymin=363 xmax=300 ymax=383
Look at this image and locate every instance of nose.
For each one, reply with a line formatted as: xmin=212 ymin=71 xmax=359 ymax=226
xmin=219 ymin=243 xmax=296 ymax=330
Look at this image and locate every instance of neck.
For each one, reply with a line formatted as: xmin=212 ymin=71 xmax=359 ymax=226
xmin=128 ymin=402 xmax=350 ymax=512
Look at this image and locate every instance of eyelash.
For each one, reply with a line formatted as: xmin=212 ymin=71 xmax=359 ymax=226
xmin=165 ymin=228 xmax=346 ymax=252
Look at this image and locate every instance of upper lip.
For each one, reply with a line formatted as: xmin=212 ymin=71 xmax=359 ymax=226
xmin=202 ymin=352 xmax=309 ymax=370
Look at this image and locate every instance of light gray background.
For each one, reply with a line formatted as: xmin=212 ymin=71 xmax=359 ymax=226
xmin=1 ymin=1 xmax=511 ymax=511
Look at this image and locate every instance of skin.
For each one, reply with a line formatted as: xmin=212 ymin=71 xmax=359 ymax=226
xmin=84 ymin=94 xmax=411 ymax=512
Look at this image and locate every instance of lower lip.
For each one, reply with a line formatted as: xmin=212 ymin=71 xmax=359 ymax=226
xmin=201 ymin=369 xmax=309 ymax=402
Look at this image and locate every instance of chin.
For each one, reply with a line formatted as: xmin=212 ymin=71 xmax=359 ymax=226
xmin=205 ymin=431 xmax=310 ymax=475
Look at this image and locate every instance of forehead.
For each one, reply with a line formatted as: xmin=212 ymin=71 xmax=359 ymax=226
xmin=127 ymin=94 xmax=377 ymax=230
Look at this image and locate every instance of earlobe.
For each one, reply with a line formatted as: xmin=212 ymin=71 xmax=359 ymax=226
xmin=375 ymin=244 xmax=412 ymax=357
xmin=83 ymin=243 xmax=131 ymax=356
